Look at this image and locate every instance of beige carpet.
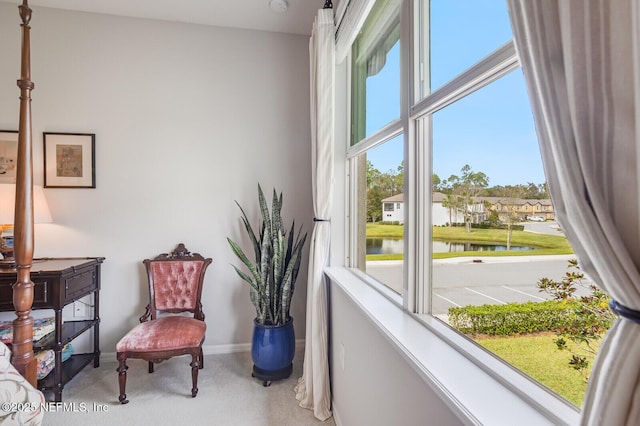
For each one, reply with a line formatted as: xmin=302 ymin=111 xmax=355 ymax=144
xmin=42 ymin=350 xmax=334 ymax=426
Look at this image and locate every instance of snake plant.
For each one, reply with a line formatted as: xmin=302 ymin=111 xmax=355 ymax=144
xmin=227 ymin=185 xmax=307 ymax=326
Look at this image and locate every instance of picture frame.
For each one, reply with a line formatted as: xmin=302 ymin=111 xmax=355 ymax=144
xmin=44 ymin=132 xmax=95 ymax=188
xmin=0 ymin=130 xmax=18 ymax=184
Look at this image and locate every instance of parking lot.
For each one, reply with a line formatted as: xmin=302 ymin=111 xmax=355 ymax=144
xmin=366 ymin=253 xmax=591 ymax=315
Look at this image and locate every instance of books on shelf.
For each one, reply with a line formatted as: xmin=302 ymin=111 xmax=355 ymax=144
xmin=0 ymin=317 xmax=55 ymax=344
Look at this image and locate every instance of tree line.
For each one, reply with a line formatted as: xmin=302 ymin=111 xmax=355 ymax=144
xmin=366 ymin=162 xmax=549 ymax=224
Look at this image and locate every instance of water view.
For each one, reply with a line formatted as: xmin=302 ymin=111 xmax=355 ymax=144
xmin=366 ymin=238 xmax=535 ymax=254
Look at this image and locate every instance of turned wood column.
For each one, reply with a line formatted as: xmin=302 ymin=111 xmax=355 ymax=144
xmin=12 ymin=0 xmax=37 ymax=386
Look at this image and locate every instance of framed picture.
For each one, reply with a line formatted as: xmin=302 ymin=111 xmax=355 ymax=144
xmin=44 ymin=132 xmax=95 ymax=188
xmin=0 ymin=130 xmax=18 ymax=184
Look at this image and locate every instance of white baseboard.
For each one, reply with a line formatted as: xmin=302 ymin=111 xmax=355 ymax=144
xmin=101 ymin=339 xmax=305 ymax=363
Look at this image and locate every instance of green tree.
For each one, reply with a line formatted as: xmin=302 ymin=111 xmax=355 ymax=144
xmin=446 ymin=165 xmax=489 ymax=232
xmin=485 ymin=182 xmax=549 ymax=199
xmin=537 ymin=259 xmax=615 ymax=381
xmin=365 ymin=160 xmax=403 ymax=223
xmin=501 ymin=186 xmax=526 ymax=250
xmin=432 ymin=173 xmax=441 ymax=193
xmin=441 ymin=193 xmax=456 ymax=226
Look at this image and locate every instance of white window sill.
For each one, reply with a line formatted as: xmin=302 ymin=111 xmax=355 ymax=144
xmin=325 ymin=266 xmax=581 ymax=426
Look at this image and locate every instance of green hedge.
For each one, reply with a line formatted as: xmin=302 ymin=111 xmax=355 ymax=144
xmin=448 ymin=300 xmax=580 ymax=336
xmin=449 ymin=223 xmax=525 ymax=231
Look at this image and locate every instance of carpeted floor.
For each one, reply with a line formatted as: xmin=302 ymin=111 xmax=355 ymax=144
xmin=41 ymin=350 xmax=334 ymax=426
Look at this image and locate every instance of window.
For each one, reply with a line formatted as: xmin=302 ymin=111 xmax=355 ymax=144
xmin=350 ymin=134 xmax=404 ymax=295
xmin=351 ymin=0 xmax=401 ymax=144
xmin=348 ymin=0 xmax=403 ymax=295
xmin=347 ymin=0 xmax=604 ymax=409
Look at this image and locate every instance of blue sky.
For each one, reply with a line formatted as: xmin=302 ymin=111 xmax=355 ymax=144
xmin=363 ymin=1 xmax=546 ymax=187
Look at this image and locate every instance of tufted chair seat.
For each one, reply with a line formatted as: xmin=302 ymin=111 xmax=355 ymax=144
xmin=116 ymin=243 xmax=212 ymax=404
xmin=116 ymin=317 xmax=206 ymax=353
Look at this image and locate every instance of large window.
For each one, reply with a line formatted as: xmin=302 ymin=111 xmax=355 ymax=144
xmin=348 ymin=0 xmax=607 ymax=408
xmin=348 ymin=0 xmax=404 ymax=295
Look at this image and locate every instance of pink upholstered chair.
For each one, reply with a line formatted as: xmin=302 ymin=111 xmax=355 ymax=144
xmin=116 ymin=243 xmax=212 ymax=404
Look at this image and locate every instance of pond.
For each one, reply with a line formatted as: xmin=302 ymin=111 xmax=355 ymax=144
xmin=366 ymin=238 xmax=536 ymax=254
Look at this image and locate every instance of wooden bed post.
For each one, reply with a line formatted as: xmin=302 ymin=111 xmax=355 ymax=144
xmin=12 ymin=0 xmax=37 ymax=386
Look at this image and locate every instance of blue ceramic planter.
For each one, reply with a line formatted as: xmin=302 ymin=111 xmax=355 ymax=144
xmin=251 ymin=317 xmax=295 ymax=385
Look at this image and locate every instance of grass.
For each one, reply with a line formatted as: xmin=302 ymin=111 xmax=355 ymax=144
xmin=367 ymin=223 xmax=590 ymax=405
xmin=365 ymin=223 xmax=573 ymax=260
xmin=366 ymin=223 xmax=405 ymax=238
xmin=474 ymin=333 xmax=598 ymax=407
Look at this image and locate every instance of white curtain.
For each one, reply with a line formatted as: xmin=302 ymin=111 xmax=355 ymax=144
xmin=295 ymin=7 xmax=335 ymax=422
xmin=507 ymin=1 xmax=640 ymax=424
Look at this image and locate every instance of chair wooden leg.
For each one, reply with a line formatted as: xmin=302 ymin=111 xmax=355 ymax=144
xmin=116 ymin=355 xmax=129 ymax=404
xmin=190 ymin=353 xmax=199 ymax=398
xmin=148 ymin=361 xmax=154 ymax=374
xmin=199 ymin=347 xmax=204 ymax=369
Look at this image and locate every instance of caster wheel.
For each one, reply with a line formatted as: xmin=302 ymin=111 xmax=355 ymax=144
xmin=263 ymin=380 xmax=272 ymax=387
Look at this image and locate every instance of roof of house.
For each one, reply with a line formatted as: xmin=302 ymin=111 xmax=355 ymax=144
xmin=381 ymin=193 xmax=404 ymax=203
xmin=432 ymin=192 xmax=447 ymax=202
xmin=382 ymin=192 xmax=448 ymax=203
xmin=480 ymin=197 xmax=553 ymax=206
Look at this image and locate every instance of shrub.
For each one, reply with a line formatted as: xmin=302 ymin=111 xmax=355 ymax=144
xmin=448 ymin=300 xmax=580 ymax=336
xmin=537 ymin=259 xmax=614 ymax=380
xmin=450 ymin=222 xmax=524 ymax=231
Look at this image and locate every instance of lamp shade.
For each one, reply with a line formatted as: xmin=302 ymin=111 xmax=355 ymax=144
xmin=0 ymin=184 xmax=52 ymax=225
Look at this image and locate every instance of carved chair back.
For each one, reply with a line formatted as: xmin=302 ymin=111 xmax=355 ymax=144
xmin=143 ymin=243 xmax=212 ymax=321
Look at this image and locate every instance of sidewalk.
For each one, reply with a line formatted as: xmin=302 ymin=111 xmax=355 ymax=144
xmin=432 ymin=253 xmax=575 ymax=265
xmin=367 ymin=254 xmax=576 ymax=266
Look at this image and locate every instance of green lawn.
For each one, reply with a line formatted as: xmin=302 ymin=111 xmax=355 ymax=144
xmin=365 ymin=223 xmax=573 ymax=260
xmin=366 ymin=223 xmax=405 ymax=238
xmin=475 ymin=333 xmax=597 ymax=407
xmin=366 ymin=223 xmax=588 ymax=404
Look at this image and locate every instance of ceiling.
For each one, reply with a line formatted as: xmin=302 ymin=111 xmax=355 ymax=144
xmin=2 ymin=0 xmax=334 ymax=36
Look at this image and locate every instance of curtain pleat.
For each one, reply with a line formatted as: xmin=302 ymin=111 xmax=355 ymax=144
xmin=507 ymin=1 xmax=640 ymax=424
xmin=294 ymin=7 xmax=335 ymax=422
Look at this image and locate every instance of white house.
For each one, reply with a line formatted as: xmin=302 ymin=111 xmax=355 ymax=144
xmin=385 ymin=192 xmax=484 ymax=226
xmin=432 ymin=191 xmax=465 ymax=226
xmin=381 ymin=193 xmax=404 ymax=223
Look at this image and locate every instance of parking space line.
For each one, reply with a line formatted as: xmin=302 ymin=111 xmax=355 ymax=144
xmin=464 ymin=287 xmax=507 ymax=305
xmin=501 ymin=285 xmax=546 ymax=301
xmin=434 ymin=293 xmax=462 ymax=307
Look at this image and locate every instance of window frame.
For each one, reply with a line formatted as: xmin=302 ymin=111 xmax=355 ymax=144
xmin=341 ymin=0 xmax=582 ymax=418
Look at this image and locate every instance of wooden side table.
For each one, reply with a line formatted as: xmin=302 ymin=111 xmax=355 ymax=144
xmin=0 ymin=257 xmax=104 ymax=402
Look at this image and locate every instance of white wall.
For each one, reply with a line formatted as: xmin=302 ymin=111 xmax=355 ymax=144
xmin=432 ymin=203 xmax=464 ymax=226
xmin=0 ymin=3 xmax=313 ymax=354
xmin=382 ymin=202 xmax=403 ymax=223
xmin=329 ymin=282 xmax=464 ymax=426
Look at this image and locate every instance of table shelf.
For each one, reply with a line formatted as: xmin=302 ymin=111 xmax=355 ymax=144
xmin=0 ymin=257 xmax=104 ymax=402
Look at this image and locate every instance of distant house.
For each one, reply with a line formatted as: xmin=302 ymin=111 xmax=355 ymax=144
xmin=381 ymin=194 xmax=404 ymax=223
xmin=381 ymin=192 xmax=485 ymax=226
xmin=432 ymin=192 xmax=466 ymax=226
xmin=481 ymin=197 xmax=555 ymax=221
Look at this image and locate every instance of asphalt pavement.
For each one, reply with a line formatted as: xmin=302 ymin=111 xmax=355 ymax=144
xmin=364 ymin=222 xmax=588 ymax=315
